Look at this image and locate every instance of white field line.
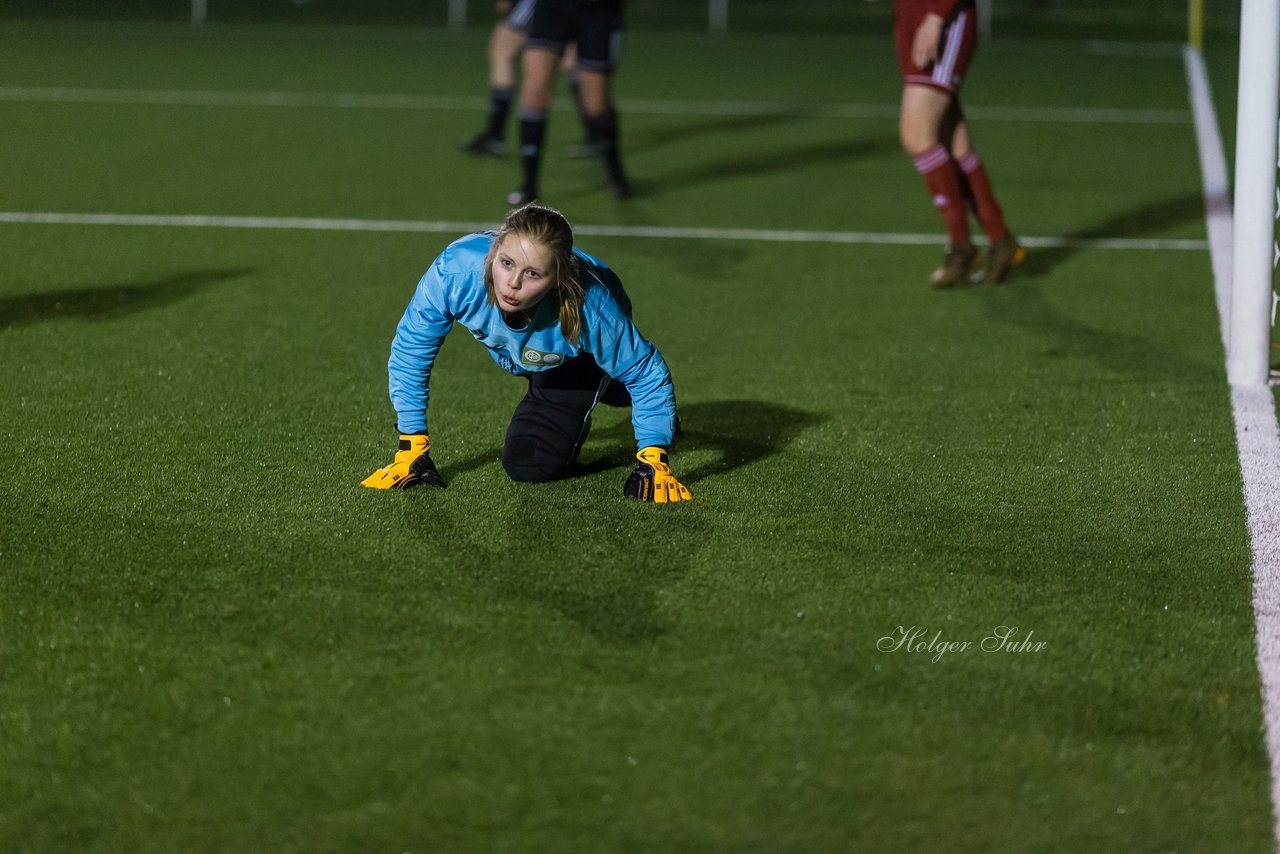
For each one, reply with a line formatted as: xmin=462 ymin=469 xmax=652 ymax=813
xmin=0 ymin=210 xmax=1207 ymax=251
xmin=1186 ymin=43 xmax=1280 ymax=845
xmin=0 ymin=86 xmax=1190 ymax=124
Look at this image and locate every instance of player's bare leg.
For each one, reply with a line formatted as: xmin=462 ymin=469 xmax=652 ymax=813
xmin=561 ymin=44 xmax=597 ymax=158
xmin=901 ymin=84 xmax=975 ymax=288
xmin=463 ymin=22 xmax=527 ymax=157
xmin=510 ymin=46 xmax=560 ymax=205
xmin=575 ymin=68 xmax=631 ymax=199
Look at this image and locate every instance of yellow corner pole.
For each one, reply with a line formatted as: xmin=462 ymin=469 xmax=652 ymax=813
xmin=1188 ymin=0 xmax=1205 ymax=50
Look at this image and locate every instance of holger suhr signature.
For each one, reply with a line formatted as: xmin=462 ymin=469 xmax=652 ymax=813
xmin=877 ymin=625 xmax=1047 ymax=663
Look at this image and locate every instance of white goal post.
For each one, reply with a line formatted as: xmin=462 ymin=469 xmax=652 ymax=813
xmin=1229 ymin=0 xmax=1280 ymax=386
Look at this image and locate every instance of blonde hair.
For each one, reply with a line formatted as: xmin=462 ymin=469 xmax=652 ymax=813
xmin=483 ymin=203 xmax=585 ymax=344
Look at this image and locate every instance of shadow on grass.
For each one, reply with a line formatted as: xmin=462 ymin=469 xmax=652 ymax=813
xmin=553 ymin=397 xmax=829 ymax=484
xmin=978 ymin=267 xmax=1220 ymax=382
xmin=0 ymin=268 xmax=251 ymax=330
xmin=402 ymin=399 xmax=824 ymax=643
xmin=1020 ymin=192 xmax=1208 ymax=279
xmin=626 ymin=109 xmax=815 ymax=157
xmin=647 ymin=135 xmax=897 ymax=194
xmin=671 ymin=398 xmax=829 ymax=482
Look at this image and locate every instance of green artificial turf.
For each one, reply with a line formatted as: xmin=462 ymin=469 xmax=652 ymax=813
xmin=0 ymin=16 xmax=1274 ymax=854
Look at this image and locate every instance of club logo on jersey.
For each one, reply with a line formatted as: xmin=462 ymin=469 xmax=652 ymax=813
xmin=468 ymin=327 xmax=487 ymax=340
xmin=521 ymin=348 xmax=564 ymax=366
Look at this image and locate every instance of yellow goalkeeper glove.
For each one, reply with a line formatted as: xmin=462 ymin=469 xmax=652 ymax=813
xmin=622 ymin=446 xmax=691 ymax=504
xmin=361 ymin=434 xmax=446 ymax=490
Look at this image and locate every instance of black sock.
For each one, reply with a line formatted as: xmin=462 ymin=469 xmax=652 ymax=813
xmin=517 ymin=108 xmax=547 ymax=194
xmin=566 ymin=73 xmax=591 ymax=144
xmin=486 ymin=87 xmax=513 ymax=141
xmin=586 ymin=110 xmax=627 ymax=188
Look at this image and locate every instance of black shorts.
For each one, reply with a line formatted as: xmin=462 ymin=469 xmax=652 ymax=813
xmin=502 ymin=353 xmax=630 ymax=483
xmin=504 ymin=0 xmax=537 ymax=34
xmin=527 ymin=0 xmax=625 ymax=73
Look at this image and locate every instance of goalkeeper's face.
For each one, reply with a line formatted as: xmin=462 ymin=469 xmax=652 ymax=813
xmin=491 ymin=234 xmax=556 ymax=316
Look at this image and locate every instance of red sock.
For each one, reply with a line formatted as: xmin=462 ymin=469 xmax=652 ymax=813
xmin=956 ymin=151 xmax=1009 ymax=243
xmin=913 ymin=145 xmax=970 ymax=244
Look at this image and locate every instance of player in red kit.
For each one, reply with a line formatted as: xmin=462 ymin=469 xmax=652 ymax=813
xmin=894 ymin=0 xmax=1025 ymax=288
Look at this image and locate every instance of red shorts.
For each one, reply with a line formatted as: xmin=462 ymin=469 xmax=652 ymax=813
xmin=894 ymin=3 xmax=977 ymax=93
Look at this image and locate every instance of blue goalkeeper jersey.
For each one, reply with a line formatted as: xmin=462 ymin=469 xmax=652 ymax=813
xmin=387 ymin=231 xmax=678 ymax=449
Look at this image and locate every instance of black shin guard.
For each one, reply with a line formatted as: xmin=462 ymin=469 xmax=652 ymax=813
xmin=586 ymin=110 xmax=630 ymax=197
xmin=516 ymin=109 xmax=548 ymax=198
xmin=486 ymin=87 xmax=513 ymax=141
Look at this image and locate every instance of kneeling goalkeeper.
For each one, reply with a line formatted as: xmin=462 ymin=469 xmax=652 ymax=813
xmin=363 ymin=202 xmax=691 ymax=503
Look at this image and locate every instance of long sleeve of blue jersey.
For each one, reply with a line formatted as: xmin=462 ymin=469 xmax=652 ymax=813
xmin=577 ymin=266 xmax=678 ymax=449
xmin=387 ymin=263 xmax=455 ymax=434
